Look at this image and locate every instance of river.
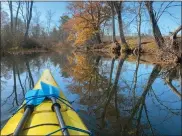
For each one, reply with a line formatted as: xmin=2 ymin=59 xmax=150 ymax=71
xmin=1 ymin=50 xmax=181 ymax=136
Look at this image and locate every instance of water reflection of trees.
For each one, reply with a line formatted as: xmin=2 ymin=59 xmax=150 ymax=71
xmin=64 ymin=52 xmax=181 ymax=136
xmin=124 ymin=65 xmax=162 ymax=135
xmin=1 ymin=55 xmax=36 ymax=111
xmin=1 ymin=52 xmax=71 ymax=113
xmin=63 ymin=53 xmax=108 ymax=105
xmin=1 ymin=52 xmax=181 ymax=135
xmin=160 ymin=64 xmax=182 ymax=99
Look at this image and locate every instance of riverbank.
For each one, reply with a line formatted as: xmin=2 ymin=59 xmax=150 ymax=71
xmin=80 ymin=37 xmax=181 ymax=64
xmin=1 ymin=36 xmax=180 ymax=65
xmin=1 ymin=42 xmax=74 ymax=56
xmin=1 ymin=48 xmax=49 ymax=56
xmin=75 ymin=50 xmax=179 ymax=66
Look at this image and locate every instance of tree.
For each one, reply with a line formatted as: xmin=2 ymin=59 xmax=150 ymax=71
xmin=31 ymin=8 xmax=41 ymax=38
xmin=50 ymin=27 xmax=60 ymax=42
xmin=125 ymin=65 xmax=161 ymax=135
xmin=101 ymin=54 xmax=127 ymax=127
xmin=8 ymin=1 xmax=13 ymax=34
xmin=60 ymin=15 xmax=70 ymax=25
xmin=65 ymin=17 xmax=97 ymax=46
xmin=24 ymin=1 xmax=34 ymax=40
xmin=113 ymin=1 xmax=129 ymax=50
xmin=145 ymin=1 xmax=164 ymax=48
xmin=65 ymin=1 xmax=111 ymax=45
xmin=170 ymin=25 xmax=182 ymax=48
xmin=137 ymin=2 xmax=142 ymax=52
xmin=164 ymin=78 xmax=182 ymax=99
xmin=32 ymin=24 xmax=41 ymax=38
xmin=15 ymin=2 xmax=21 ymax=32
xmin=46 ymin=10 xmax=55 ymax=35
xmin=107 ymin=2 xmax=116 ymax=42
xmin=59 ymin=15 xmax=70 ymax=43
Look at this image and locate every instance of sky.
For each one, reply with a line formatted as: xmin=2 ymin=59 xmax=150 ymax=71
xmin=1 ymin=1 xmax=181 ymax=36
xmin=33 ymin=2 xmax=68 ymax=27
xmin=2 ymin=2 xmax=69 ymax=29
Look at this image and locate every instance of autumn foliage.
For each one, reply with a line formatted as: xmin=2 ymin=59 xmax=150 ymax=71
xmin=63 ymin=17 xmax=95 ymax=46
xmin=66 ymin=53 xmax=94 ymax=82
xmin=63 ymin=2 xmax=110 ymax=46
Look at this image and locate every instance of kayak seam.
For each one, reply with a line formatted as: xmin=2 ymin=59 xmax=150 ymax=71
xmin=23 ymin=123 xmax=59 ymax=130
xmin=5 ymin=123 xmax=60 ymax=136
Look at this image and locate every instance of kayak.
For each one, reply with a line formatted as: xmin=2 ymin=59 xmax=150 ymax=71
xmin=1 ymin=69 xmax=90 ymax=135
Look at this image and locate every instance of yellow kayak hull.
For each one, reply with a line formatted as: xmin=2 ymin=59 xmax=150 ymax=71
xmin=1 ymin=69 xmax=89 ymax=135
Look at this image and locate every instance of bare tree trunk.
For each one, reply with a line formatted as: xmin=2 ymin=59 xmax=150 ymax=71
xmin=25 ymin=60 xmax=34 ymax=88
xmin=171 ymin=25 xmax=182 ymax=39
xmin=132 ymin=53 xmax=140 ymax=105
xmin=13 ymin=62 xmax=18 ymax=105
xmin=24 ymin=1 xmax=33 ymax=40
xmin=111 ymin=2 xmax=116 ymax=42
xmin=143 ymin=104 xmax=155 ymax=135
xmin=95 ymin=31 xmax=102 ymax=44
xmin=164 ymin=78 xmax=182 ymax=99
xmin=137 ymin=2 xmax=142 ymax=51
xmin=109 ymin=58 xmax=115 ymax=85
xmin=17 ymin=66 xmax=25 ymax=96
xmin=133 ymin=2 xmax=142 ymax=55
xmin=15 ymin=2 xmax=21 ymax=32
xmin=145 ymin=1 xmax=164 ymax=48
xmin=7 ymin=1 xmax=14 ymax=47
xmin=124 ymin=65 xmax=161 ymax=135
xmin=114 ymin=2 xmax=129 ymax=50
xmin=136 ymin=101 xmax=144 ymax=135
xmin=8 ymin=1 xmax=13 ymax=34
xmin=101 ymin=54 xmax=127 ymax=127
xmin=170 ymin=25 xmax=182 ymax=48
xmin=130 ymin=65 xmax=161 ymax=119
xmin=108 ymin=2 xmax=121 ymax=54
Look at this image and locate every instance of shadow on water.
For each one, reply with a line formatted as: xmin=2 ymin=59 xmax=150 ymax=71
xmin=1 ymin=51 xmax=181 ymax=135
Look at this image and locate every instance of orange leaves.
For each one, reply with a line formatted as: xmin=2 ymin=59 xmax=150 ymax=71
xmin=73 ymin=19 xmax=95 ymax=45
xmin=63 ymin=2 xmax=110 ymax=46
xmin=64 ymin=17 xmax=96 ymax=46
xmin=66 ymin=53 xmax=96 ymax=83
xmin=63 ymin=17 xmax=75 ymax=31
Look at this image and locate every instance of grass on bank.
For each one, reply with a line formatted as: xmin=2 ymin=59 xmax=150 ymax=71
xmin=2 ymin=36 xmax=158 ymax=55
xmin=99 ymin=36 xmax=158 ymax=54
xmin=125 ymin=36 xmax=158 ymax=53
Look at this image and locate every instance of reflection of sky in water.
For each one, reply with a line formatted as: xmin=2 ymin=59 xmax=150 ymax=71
xmin=1 ymin=54 xmax=181 ymax=135
xmin=99 ymin=59 xmax=181 ymax=135
xmin=143 ymin=78 xmax=181 ymax=135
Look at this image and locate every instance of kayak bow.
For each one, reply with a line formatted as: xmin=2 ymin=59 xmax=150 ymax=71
xmin=1 ymin=69 xmax=90 ymax=135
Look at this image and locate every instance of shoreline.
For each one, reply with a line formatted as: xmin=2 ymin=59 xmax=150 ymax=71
xmin=1 ymin=44 xmax=180 ymax=65
xmin=1 ymin=49 xmax=49 ymax=56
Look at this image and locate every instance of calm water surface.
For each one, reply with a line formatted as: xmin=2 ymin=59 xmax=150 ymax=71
xmin=1 ymin=51 xmax=181 ymax=136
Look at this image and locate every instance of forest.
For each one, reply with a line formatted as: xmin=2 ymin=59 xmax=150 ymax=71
xmin=1 ymin=1 xmax=181 ymax=64
xmin=1 ymin=1 xmax=182 ymax=135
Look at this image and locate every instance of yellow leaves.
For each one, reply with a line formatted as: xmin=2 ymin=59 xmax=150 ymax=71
xmin=74 ymin=28 xmax=94 ymax=46
xmin=64 ymin=2 xmax=111 ymax=46
xmin=66 ymin=53 xmax=95 ymax=82
xmin=66 ymin=17 xmax=97 ymax=46
xmin=72 ymin=54 xmax=93 ymax=81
